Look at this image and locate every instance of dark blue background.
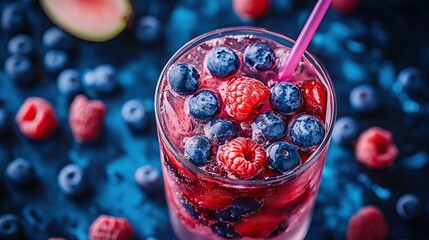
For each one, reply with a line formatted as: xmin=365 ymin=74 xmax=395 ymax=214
xmin=1 ymin=0 xmax=429 ymax=239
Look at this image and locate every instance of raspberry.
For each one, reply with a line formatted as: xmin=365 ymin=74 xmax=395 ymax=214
xmin=15 ymin=97 xmax=58 ymax=140
xmin=355 ymin=127 xmax=398 ymax=169
xmin=332 ymin=0 xmax=360 ymax=14
xmin=301 ymin=79 xmax=327 ymax=119
xmin=225 ymin=76 xmax=269 ymax=121
xmin=346 ymin=206 xmax=389 ymax=240
xmin=69 ymin=95 xmax=106 ymax=142
xmin=89 ymin=215 xmax=134 ymax=240
xmin=233 ymin=0 xmax=270 ymax=20
xmin=218 ymin=137 xmax=267 ymax=180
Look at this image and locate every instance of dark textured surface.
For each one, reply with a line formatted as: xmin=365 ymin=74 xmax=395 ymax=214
xmin=1 ymin=0 xmax=429 ymax=239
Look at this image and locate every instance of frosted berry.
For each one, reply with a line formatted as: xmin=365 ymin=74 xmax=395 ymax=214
xmin=69 ymin=95 xmax=106 ymax=142
xmin=188 ymin=90 xmax=220 ymax=121
xmin=251 ymin=112 xmax=287 ymax=144
xmin=204 ymin=118 xmax=239 ymax=145
xmin=184 ymin=136 xmax=213 ymax=166
xmin=244 ymin=42 xmax=275 ymax=70
xmin=168 ymin=63 xmax=200 ymax=95
xmin=207 ymin=47 xmax=239 ymax=78
xmin=270 ymin=82 xmax=302 ymax=115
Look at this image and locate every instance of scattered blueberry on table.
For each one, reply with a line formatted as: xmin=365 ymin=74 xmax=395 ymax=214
xmin=56 ymin=68 xmax=82 ymax=97
xmin=134 ymin=165 xmax=163 ymax=194
xmin=57 ymin=164 xmax=88 ymax=197
xmin=7 ymin=34 xmax=33 ymax=55
xmin=0 ymin=214 xmax=24 ymax=240
xmin=121 ymin=99 xmax=147 ymax=132
xmin=6 ymin=158 xmax=37 ymax=188
xmin=4 ymin=54 xmax=36 ymax=87
xmin=0 ymin=0 xmax=428 ymax=239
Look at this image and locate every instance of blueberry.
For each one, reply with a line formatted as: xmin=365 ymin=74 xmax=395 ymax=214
xmin=204 ymin=118 xmax=239 ymax=145
xmin=252 ymin=112 xmax=287 ymax=143
xmin=121 ymin=99 xmax=147 ymax=131
xmin=135 ymin=16 xmax=162 ymax=44
xmin=43 ymin=49 xmax=69 ymax=75
xmin=58 ymin=164 xmax=87 ymax=196
xmin=332 ymin=116 xmax=358 ymax=145
xmin=134 ymin=165 xmax=162 ymax=193
xmin=42 ymin=27 xmax=74 ymax=51
xmin=6 ymin=158 xmax=36 ymax=187
xmin=57 ymin=69 xmax=82 ymax=97
xmin=397 ymin=67 xmax=425 ymax=94
xmin=4 ymin=54 xmax=36 ymax=86
xmin=8 ymin=34 xmax=33 ymax=55
xmin=244 ymin=42 xmax=275 ymax=70
xmin=1 ymin=4 xmax=27 ymax=33
xmin=0 ymin=214 xmax=23 ymax=240
xmin=189 ymin=90 xmax=220 ymax=121
xmin=267 ymin=142 xmax=300 ymax=172
xmin=349 ymin=84 xmax=379 ymax=114
xmin=270 ymin=82 xmax=302 ymax=115
xmin=210 ymin=222 xmax=240 ymax=239
xmin=0 ymin=108 xmax=8 ymax=135
xmin=168 ymin=63 xmax=200 ymax=95
xmin=215 ymin=198 xmax=262 ymax=222
xmin=289 ymin=114 xmax=325 ymax=148
xmin=207 ymin=47 xmax=239 ymax=78
xmin=91 ymin=64 xmax=117 ymax=94
xmin=184 ymin=136 xmax=213 ymax=166
xmin=22 ymin=207 xmax=46 ymax=230
xmin=180 ymin=198 xmax=200 ymax=219
xmin=396 ymin=194 xmax=421 ymax=220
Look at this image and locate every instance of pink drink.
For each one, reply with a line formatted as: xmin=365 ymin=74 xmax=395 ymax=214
xmin=155 ymin=27 xmax=336 ymax=240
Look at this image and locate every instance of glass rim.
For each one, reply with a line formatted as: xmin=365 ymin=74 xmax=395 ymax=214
xmin=154 ymin=26 xmax=337 ymax=186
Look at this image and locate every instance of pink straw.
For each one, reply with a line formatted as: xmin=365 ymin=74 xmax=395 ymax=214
xmin=277 ymin=0 xmax=332 ymax=81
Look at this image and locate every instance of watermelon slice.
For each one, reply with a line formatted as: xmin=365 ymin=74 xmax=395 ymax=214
xmin=40 ymin=0 xmax=132 ymax=41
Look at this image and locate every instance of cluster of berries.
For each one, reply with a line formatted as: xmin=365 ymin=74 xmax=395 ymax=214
xmin=168 ymin=42 xmax=327 ymax=180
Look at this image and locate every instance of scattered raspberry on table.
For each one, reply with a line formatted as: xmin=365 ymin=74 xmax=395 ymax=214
xmin=347 ymin=205 xmax=389 ymax=240
xmin=69 ymin=95 xmax=106 ymax=142
xmin=233 ymin=0 xmax=271 ymax=20
xmin=355 ymin=127 xmax=398 ymax=169
xmin=15 ymin=97 xmax=58 ymax=140
xmin=89 ymin=215 xmax=134 ymax=240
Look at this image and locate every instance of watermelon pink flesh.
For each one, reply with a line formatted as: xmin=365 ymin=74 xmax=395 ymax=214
xmin=41 ymin=0 xmax=132 ymax=41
